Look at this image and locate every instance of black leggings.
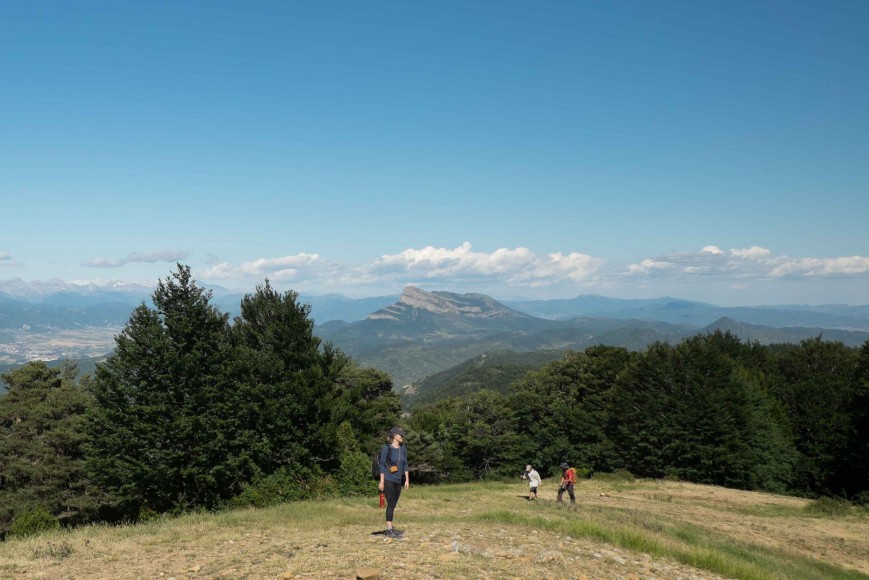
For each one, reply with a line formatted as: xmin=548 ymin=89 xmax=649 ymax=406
xmin=384 ymin=480 xmax=402 ymax=522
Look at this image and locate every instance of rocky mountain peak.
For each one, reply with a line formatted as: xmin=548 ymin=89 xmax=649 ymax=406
xmin=367 ymin=286 xmax=521 ymax=321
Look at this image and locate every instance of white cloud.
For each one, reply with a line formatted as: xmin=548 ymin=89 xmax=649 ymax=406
xmin=199 ymin=253 xmax=321 ymax=280
xmin=627 ymin=259 xmax=677 ymax=275
xmin=197 ymin=243 xmax=605 ymax=291
xmin=627 ymin=246 xmax=869 ymax=281
xmin=86 ymin=257 xmax=126 ymax=268
xmin=85 ymin=249 xmax=189 ymax=268
xmin=0 ymin=251 xmax=16 ymax=267
xmin=239 ymin=254 xmax=320 ymax=276
xmin=367 ymin=243 xmax=604 ymax=288
xmin=127 ymin=250 xmax=189 ymax=263
xmin=731 ymin=246 xmax=772 ymax=258
xmin=187 ymin=243 xmax=869 ymax=297
xmin=769 ymin=256 xmax=869 ymax=277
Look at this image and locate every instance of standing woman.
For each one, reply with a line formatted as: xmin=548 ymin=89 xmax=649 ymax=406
xmin=379 ymin=426 xmax=409 ymax=538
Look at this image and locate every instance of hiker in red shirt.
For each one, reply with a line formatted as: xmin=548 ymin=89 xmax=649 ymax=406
xmin=557 ymin=462 xmax=577 ymax=506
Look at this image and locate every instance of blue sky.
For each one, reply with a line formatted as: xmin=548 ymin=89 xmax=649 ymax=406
xmin=2 ymin=1 xmax=867 ymax=305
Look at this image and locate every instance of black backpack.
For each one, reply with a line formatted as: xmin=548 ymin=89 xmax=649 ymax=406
xmin=371 ymin=444 xmax=387 ymax=481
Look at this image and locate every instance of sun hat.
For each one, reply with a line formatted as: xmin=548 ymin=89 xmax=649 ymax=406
xmin=560 ymin=462 xmax=569 ymax=469
xmin=389 ymin=426 xmax=406 ymax=437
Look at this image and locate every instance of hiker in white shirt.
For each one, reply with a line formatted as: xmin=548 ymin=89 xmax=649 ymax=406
xmin=521 ymin=464 xmax=541 ymax=500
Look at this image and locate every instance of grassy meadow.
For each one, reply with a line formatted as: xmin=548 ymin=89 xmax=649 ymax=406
xmin=1 ymin=478 xmax=867 ymax=579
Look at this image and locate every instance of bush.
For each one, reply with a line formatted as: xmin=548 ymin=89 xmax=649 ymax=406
xmin=10 ymin=506 xmax=59 ymax=538
xmin=576 ymin=467 xmax=593 ymax=480
xmin=593 ymin=469 xmax=636 ymax=483
xmin=337 ymin=451 xmax=374 ymax=497
xmin=137 ymin=506 xmax=163 ymax=523
xmin=226 ymin=468 xmax=309 ymax=509
xmin=31 ymin=541 xmax=74 ymax=559
xmin=805 ymin=496 xmax=851 ymax=517
xmin=663 ymin=469 xmax=682 ymax=482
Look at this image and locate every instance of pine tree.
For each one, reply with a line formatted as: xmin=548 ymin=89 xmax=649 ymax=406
xmin=86 ymin=265 xmax=245 ymax=518
xmin=228 ymin=281 xmax=335 ymax=475
xmin=610 ymin=332 xmax=796 ymax=490
xmin=0 ymin=361 xmax=93 ymax=537
xmin=772 ymin=337 xmax=862 ymax=496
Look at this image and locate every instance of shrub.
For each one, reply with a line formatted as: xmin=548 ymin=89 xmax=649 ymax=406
xmin=593 ymin=469 xmax=636 ymax=483
xmin=576 ymin=467 xmax=593 ymax=480
xmin=10 ymin=506 xmax=59 ymax=538
xmin=137 ymin=506 xmax=162 ymax=523
xmin=805 ymin=496 xmax=851 ymax=517
xmin=31 ymin=541 xmax=74 ymax=559
xmin=226 ymin=468 xmax=308 ymax=509
xmin=663 ymin=469 xmax=682 ymax=482
xmin=337 ymin=451 xmax=374 ymax=497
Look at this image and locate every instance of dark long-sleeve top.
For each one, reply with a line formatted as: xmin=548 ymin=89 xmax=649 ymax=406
xmin=379 ymin=444 xmax=408 ymax=484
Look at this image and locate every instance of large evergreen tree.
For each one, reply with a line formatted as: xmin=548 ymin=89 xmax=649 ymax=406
xmin=229 ymin=281 xmax=401 ymax=481
xmin=772 ymin=337 xmax=862 ymax=497
xmin=510 ymin=346 xmax=633 ymax=474
xmin=0 ymin=361 xmax=93 ymax=537
xmin=408 ymin=390 xmax=521 ymax=480
xmin=229 ymin=281 xmax=337 ymax=475
xmin=86 ymin=265 xmax=245 ymax=518
xmin=610 ymin=332 xmax=795 ymax=490
xmin=851 ymin=342 xmax=869 ymax=502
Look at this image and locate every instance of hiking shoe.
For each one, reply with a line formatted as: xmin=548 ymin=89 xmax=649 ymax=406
xmin=385 ymin=528 xmax=404 ymax=538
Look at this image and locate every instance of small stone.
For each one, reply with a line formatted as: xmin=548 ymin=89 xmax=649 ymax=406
xmin=282 ymin=573 xmax=294 ymax=579
xmin=356 ymin=567 xmax=380 ymax=580
xmin=187 ymin=564 xmax=201 ymax=573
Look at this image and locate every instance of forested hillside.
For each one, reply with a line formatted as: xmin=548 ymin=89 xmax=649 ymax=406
xmin=404 ymin=349 xmax=567 ymax=408
xmin=405 ymin=337 xmax=869 ymax=503
xmin=1 ymin=266 xmax=867 ymax=543
xmin=318 ymin=287 xmax=869 ymax=387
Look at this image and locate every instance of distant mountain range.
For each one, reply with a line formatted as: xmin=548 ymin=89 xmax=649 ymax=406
xmin=2 ymin=280 xmax=868 ymax=391
xmin=505 ymin=295 xmax=869 ymax=331
xmin=316 ymin=287 xmax=869 ymax=388
xmin=3 ymin=277 xmax=869 ymax=330
xmin=0 ymin=278 xmax=397 ymax=329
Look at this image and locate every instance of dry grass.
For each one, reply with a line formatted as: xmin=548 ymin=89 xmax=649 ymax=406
xmin=1 ymin=479 xmax=867 ymax=579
